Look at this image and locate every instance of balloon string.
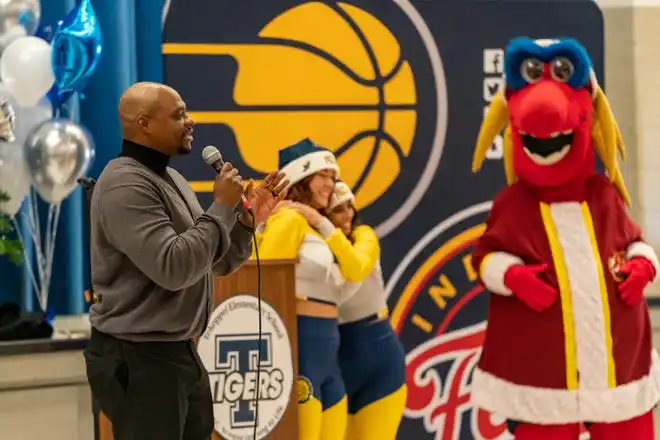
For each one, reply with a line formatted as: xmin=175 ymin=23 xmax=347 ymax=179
xmin=30 ymin=189 xmax=41 ymax=256
xmin=40 ymin=204 xmax=56 ymax=311
xmin=25 ymin=195 xmax=46 ymax=303
xmin=22 ymin=193 xmax=58 ymax=313
xmin=43 ymin=203 xmax=61 ymax=308
xmin=44 ymin=203 xmax=53 ymax=279
xmin=11 ymin=216 xmax=40 ymax=303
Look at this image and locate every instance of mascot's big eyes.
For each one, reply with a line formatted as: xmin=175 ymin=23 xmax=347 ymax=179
xmin=550 ymin=57 xmax=574 ymax=83
xmin=520 ymin=58 xmax=544 ymax=83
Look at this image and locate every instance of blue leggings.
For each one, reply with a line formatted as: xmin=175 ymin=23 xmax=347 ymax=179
xmin=339 ymin=318 xmax=407 ymax=439
xmin=297 ymin=315 xmax=347 ymax=440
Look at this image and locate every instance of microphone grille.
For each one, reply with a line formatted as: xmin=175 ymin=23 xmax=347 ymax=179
xmin=202 ymin=145 xmax=221 ymax=165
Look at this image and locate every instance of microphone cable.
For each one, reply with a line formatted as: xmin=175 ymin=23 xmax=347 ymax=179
xmin=204 ymin=145 xmax=263 ymax=439
xmin=242 ymin=207 xmax=262 ymax=440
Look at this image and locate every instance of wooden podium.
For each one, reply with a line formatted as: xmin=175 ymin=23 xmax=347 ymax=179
xmin=211 ymin=259 xmax=299 ymax=439
xmin=96 ymin=259 xmax=299 ymax=440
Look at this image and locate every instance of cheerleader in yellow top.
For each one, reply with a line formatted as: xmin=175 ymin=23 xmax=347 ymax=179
xmin=286 ymin=181 xmax=407 ymax=440
xmin=257 ymin=138 xmax=348 ymax=440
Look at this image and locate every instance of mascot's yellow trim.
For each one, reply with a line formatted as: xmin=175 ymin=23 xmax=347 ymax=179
xmin=472 ymin=86 xmax=631 ymax=207
xmin=539 ymin=202 xmax=579 ymax=390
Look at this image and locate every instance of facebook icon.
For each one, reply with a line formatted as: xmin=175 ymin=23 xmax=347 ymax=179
xmin=210 ymin=333 xmax=285 ymax=429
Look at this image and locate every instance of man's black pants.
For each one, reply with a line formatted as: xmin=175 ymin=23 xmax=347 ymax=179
xmin=84 ymin=328 xmax=214 ymax=440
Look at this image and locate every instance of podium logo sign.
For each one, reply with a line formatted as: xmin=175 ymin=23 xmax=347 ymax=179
xmin=198 ymin=294 xmax=293 ymax=440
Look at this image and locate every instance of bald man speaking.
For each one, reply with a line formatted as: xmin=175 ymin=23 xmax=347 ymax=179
xmin=83 ymin=82 xmax=287 ymax=440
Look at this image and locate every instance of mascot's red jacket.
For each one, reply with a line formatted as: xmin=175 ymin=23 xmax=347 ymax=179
xmin=471 ymin=38 xmax=660 ymax=426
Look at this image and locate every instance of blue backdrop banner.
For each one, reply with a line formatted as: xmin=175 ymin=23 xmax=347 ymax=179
xmin=159 ymin=1 xmax=604 ymax=439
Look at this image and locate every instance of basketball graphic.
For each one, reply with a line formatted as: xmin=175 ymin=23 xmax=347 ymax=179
xmin=163 ymin=0 xmax=447 ymax=236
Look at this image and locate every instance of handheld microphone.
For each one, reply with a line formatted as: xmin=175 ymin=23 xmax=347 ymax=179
xmin=202 ymin=145 xmax=252 ymax=213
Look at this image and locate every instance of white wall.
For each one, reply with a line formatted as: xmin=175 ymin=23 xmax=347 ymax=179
xmin=602 ymin=1 xmax=660 ymax=296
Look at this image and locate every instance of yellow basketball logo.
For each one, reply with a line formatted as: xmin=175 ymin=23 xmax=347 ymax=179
xmin=296 ymin=375 xmax=314 ymax=404
xmin=163 ymin=0 xmax=447 ymax=237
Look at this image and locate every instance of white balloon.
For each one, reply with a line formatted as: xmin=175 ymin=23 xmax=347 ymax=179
xmin=0 ymin=141 xmax=29 ymax=215
xmin=0 ymin=81 xmax=51 ymax=144
xmin=0 ymin=0 xmax=42 ymax=52
xmin=0 ymin=35 xmax=53 ymax=107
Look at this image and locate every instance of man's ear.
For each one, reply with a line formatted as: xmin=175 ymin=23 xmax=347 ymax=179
xmin=137 ymin=114 xmax=150 ymax=132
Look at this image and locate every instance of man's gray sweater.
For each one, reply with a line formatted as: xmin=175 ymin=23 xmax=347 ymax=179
xmin=89 ymin=155 xmax=252 ymax=341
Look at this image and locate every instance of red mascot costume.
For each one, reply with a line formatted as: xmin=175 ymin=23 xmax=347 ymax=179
xmin=471 ymin=37 xmax=660 ymax=440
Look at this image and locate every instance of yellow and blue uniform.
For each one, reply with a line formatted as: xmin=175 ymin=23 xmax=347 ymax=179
xmin=331 ymin=225 xmax=407 ymax=440
xmin=321 ymin=182 xmax=407 ymax=440
xmin=256 ymin=138 xmax=348 ymax=439
xmin=258 ymin=207 xmax=348 ymax=440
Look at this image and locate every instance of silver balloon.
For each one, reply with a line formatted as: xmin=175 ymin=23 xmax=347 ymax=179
xmin=0 ymin=140 xmax=29 ymax=215
xmin=0 ymin=0 xmax=41 ymax=50
xmin=24 ymin=118 xmax=95 ymax=204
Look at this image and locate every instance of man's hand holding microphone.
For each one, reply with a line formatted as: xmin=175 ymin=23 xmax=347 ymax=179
xmin=205 ymin=146 xmax=289 ymax=227
xmin=213 ymin=162 xmax=245 ymax=209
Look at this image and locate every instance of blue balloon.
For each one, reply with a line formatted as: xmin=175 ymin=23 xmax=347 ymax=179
xmin=50 ymin=0 xmax=102 ymax=108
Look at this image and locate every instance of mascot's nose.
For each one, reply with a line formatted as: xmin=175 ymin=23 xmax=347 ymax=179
xmin=517 ymin=81 xmax=569 ymax=136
